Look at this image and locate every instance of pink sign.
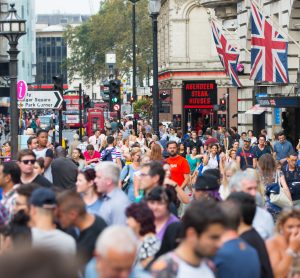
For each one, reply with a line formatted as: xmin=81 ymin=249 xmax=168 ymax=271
xmin=17 ymin=80 xmax=28 ymax=101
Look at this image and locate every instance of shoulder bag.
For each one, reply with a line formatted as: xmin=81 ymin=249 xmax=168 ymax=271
xmin=270 ymin=171 xmax=293 ymax=208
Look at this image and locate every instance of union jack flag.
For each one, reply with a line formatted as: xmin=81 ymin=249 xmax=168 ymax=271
xmin=211 ymin=20 xmax=242 ymax=87
xmin=250 ymin=1 xmax=289 ymax=83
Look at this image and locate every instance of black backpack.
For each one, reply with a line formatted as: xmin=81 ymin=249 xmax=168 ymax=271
xmin=102 ymin=148 xmax=114 ymax=162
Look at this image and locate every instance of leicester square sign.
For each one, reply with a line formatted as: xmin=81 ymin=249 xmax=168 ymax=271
xmin=183 ymin=80 xmax=217 ymax=109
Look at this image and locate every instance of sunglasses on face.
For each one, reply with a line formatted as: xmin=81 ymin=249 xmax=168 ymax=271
xmin=21 ymin=159 xmax=36 ymax=165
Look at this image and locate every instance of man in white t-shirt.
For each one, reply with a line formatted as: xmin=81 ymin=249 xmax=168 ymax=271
xmin=89 ymin=130 xmax=101 ymax=151
xmin=151 ymin=199 xmax=225 ymax=277
xmin=29 ymin=188 xmax=76 ymax=255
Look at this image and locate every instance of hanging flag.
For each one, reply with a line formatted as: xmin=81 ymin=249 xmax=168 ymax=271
xmin=211 ymin=20 xmax=242 ymax=87
xmin=250 ymin=1 xmax=289 ymax=83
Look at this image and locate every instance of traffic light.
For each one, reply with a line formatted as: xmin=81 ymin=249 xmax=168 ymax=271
xmin=160 ymin=91 xmax=170 ymax=100
xmin=219 ymin=98 xmax=226 ymax=111
xmin=109 ymin=79 xmax=121 ymax=111
xmin=84 ymin=95 xmax=91 ymax=108
xmin=53 ymin=75 xmax=63 ymax=91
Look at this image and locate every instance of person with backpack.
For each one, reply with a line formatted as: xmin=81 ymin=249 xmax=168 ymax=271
xmin=100 ymin=136 xmax=122 ymax=170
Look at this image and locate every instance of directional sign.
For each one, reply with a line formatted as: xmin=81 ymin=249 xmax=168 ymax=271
xmin=18 ymin=91 xmax=63 ymax=109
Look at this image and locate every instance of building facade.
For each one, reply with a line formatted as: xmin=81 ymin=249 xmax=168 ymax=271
xmin=158 ymin=0 xmax=238 ymax=133
xmin=158 ymin=0 xmax=300 ymax=141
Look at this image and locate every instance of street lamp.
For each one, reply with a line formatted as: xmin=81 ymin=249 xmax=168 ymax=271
xmin=0 ymin=4 xmax=26 ymax=160
xmin=129 ymin=0 xmax=139 ymax=103
xmin=148 ymin=0 xmax=161 ymax=136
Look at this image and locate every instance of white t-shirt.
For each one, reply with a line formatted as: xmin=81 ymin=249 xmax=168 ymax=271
xmin=177 ymin=260 xmax=215 ymax=278
xmin=31 ymin=227 xmax=76 ymax=255
xmin=202 ymin=154 xmax=219 ymax=173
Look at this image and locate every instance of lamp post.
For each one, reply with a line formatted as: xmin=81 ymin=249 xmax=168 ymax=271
xmin=148 ymin=0 xmax=161 ymax=136
xmin=0 ymin=4 xmax=26 ymax=160
xmin=129 ymin=0 xmax=139 ymax=103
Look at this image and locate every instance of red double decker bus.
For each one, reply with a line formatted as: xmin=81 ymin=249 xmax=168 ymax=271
xmin=63 ymin=90 xmax=83 ymax=128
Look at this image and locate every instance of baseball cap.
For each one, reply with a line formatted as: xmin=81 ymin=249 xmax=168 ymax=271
xmin=202 ymin=168 xmax=221 ymax=181
xmin=29 ymin=188 xmax=56 ymax=209
xmin=194 ymin=175 xmax=220 ymax=191
xmin=243 ymin=137 xmax=251 ymax=142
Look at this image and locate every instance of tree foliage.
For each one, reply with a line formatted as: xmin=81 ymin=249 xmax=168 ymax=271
xmin=64 ymin=0 xmax=152 ymax=85
xmin=133 ymin=97 xmax=153 ymax=118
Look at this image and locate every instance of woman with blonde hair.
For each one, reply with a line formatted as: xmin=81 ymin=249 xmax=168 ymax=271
xmin=149 ymin=143 xmax=163 ymax=162
xmin=219 ymin=161 xmax=240 ymax=200
xmin=266 ymin=208 xmax=300 ymax=278
xmin=120 ymin=147 xmax=141 ymax=202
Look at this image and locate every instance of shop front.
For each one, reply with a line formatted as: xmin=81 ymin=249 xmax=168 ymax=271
xmin=182 ymin=80 xmax=218 ymax=133
xmin=257 ymin=96 xmax=300 ymax=145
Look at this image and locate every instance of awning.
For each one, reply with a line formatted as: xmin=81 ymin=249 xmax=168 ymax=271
xmin=245 ymin=104 xmax=267 ymax=115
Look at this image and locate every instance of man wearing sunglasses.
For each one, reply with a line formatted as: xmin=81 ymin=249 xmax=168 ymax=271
xmin=18 ymin=149 xmax=52 ymax=188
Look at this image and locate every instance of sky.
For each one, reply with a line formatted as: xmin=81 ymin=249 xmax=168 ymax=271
xmin=35 ymin=0 xmax=100 ymax=15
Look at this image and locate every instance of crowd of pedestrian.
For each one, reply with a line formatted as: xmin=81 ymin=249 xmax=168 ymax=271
xmin=1 ymin=117 xmax=300 ymax=278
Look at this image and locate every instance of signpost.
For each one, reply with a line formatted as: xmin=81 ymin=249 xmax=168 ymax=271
xmin=17 ymin=91 xmax=63 ymax=109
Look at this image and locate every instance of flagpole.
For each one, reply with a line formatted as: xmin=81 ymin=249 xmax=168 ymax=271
xmin=208 ymin=12 xmax=251 ymax=54
xmin=251 ymin=0 xmax=300 ymax=51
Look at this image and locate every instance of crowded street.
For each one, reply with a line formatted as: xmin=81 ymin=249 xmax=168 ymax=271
xmin=1 ymin=0 xmax=300 ymax=277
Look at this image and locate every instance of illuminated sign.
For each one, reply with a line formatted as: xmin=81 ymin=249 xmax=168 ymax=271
xmin=257 ymin=96 xmax=300 ymax=108
xmin=183 ymin=81 xmax=217 ymax=109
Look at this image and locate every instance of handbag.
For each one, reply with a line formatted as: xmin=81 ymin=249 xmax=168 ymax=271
xmin=270 ymin=171 xmax=293 ymax=208
xmin=121 ymin=165 xmax=131 ymax=192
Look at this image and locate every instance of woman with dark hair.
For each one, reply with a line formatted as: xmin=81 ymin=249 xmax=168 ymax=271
xmin=71 ymin=148 xmax=85 ymax=170
xmin=126 ymin=202 xmax=160 ymax=268
xmin=146 ymin=187 xmax=179 ymax=241
xmin=202 ymin=143 xmax=220 ymax=173
xmin=33 ymin=157 xmax=45 ymax=176
xmin=76 ymin=168 xmax=102 ymax=216
xmin=0 ymin=210 xmax=31 ymax=251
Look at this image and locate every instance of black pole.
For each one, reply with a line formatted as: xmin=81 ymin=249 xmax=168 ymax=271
xmin=226 ymin=88 xmax=230 ymax=130
xmin=132 ymin=1 xmax=137 ymax=102
xmin=151 ymin=13 xmax=159 ymax=136
xmin=79 ymin=83 xmax=83 ymax=140
xmin=8 ymin=42 xmax=19 ymax=160
xmin=58 ymin=110 xmax=63 ymax=146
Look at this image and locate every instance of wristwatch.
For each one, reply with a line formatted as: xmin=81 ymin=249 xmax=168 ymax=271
xmin=286 ymin=248 xmax=298 ymax=258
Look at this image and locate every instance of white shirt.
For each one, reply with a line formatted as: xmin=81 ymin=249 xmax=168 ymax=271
xmin=253 ymin=206 xmax=274 ymax=240
xmin=202 ymin=154 xmax=219 ymax=173
xmin=89 ymin=135 xmax=101 ymax=151
xmin=31 ymin=227 xmax=76 ymax=255
xmin=177 ymin=259 xmax=214 ymax=278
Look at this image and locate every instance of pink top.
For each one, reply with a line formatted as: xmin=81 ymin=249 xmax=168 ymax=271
xmin=83 ymin=150 xmax=100 ymax=162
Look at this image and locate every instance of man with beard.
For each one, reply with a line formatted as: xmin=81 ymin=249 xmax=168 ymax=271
xmin=151 ymin=199 xmax=225 ymax=277
xmin=165 ymin=141 xmax=190 ymax=189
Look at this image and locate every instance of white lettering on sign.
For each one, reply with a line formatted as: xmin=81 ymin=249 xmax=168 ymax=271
xmin=18 ymin=91 xmax=63 ymax=110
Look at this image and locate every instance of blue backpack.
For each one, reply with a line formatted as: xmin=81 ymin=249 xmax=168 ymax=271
xmin=102 ymin=148 xmax=114 ymax=162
